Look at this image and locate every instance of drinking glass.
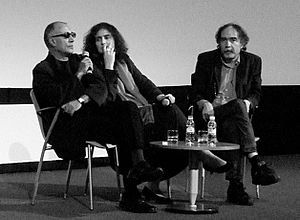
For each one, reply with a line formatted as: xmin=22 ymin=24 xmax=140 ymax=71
xmin=197 ymin=130 xmax=208 ymax=144
xmin=167 ymin=130 xmax=179 ymax=144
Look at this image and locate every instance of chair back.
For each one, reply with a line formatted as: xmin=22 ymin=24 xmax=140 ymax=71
xmin=30 ymin=90 xmax=46 ymax=138
xmin=30 ymin=89 xmax=60 ymax=142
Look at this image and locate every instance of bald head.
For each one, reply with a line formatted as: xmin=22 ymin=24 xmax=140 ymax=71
xmin=43 ymin=21 xmax=75 ymax=60
xmin=44 ymin=21 xmax=67 ymax=48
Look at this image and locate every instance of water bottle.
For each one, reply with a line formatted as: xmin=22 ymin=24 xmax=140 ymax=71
xmin=185 ymin=113 xmax=195 ymax=145
xmin=207 ymin=115 xmax=217 ymax=147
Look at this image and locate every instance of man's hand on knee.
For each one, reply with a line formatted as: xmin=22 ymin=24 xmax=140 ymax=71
xmin=202 ymin=101 xmax=214 ymax=121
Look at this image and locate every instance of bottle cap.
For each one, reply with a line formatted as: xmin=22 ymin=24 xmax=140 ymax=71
xmin=209 ymin=115 xmax=215 ymax=120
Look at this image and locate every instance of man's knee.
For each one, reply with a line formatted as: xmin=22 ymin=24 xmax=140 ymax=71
xmin=123 ymin=101 xmax=139 ymax=111
xmin=121 ymin=101 xmax=141 ymax=117
xmin=231 ymin=99 xmax=248 ymax=115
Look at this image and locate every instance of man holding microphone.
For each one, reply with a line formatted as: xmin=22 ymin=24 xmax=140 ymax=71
xmin=32 ymin=21 xmax=164 ymax=213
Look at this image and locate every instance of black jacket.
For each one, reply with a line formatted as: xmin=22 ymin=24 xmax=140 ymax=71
xmin=191 ymin=49 xmax=262 ymax=110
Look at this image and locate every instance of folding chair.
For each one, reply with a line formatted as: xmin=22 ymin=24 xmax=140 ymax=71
xmin=30 ymin=90 xmax=122 ymax=210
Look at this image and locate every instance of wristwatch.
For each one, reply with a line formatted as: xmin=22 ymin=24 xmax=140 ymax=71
xmin=77 ymin=97 xmax=85 ymax=104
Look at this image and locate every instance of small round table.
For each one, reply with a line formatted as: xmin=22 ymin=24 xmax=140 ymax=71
xmin=150 ymin=141 xmax=240 ymax=214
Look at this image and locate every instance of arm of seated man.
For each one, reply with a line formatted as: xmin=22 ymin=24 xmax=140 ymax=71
xmin=197 ymin=99 xmax=214 ymax=121
xmin=62 ymin=95 xmax=90 ymax=116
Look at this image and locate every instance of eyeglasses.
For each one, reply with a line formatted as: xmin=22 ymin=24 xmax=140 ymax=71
xmin=50 ymin=32 xmax=76 ymax=39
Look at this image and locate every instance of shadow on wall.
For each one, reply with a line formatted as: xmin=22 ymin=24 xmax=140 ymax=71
xmin=9 ymin=142 xmax=32 ymax=163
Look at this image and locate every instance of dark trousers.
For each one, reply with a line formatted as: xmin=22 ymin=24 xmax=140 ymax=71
xmin=195 ymin=99 xmax=257 ymax=181
xmin=104 ymin=102 xmax=188 ymax=196
xmin=143 ymin=104 xmax=189 ymax=180
xmin=50 ymin=100 xmax=144 ymax=168
xmin=89 ymin=101 xmax=145 ymax=176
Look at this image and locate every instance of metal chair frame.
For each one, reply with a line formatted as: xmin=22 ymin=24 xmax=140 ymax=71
xmin=30 ymin=90 xmax=122 ymax=210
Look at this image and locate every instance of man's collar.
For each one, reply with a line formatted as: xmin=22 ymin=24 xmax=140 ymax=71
xmin=221 ymin=55 xmax=240 ymax=69
xmin=49 ymin=50 xmax=71 ymax=61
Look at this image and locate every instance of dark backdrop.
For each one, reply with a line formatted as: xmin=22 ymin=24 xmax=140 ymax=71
xmin=1 ymin=85 xmax=299 ymax=155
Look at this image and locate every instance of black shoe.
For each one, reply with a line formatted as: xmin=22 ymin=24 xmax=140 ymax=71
xmin=203 ymin=162 xmax=233 ymax=174
xmin=251 ymin=161 xmax=280 ymax=186
xmin=142 ymin=186 xmax=172 ymax=204
xmin=227 ymin=181 xmax=254 ymax=206
xmin=119 ymin=193 xmax=157 ymax=213
xmin=127 ymin=161 xmax=164 ymax=185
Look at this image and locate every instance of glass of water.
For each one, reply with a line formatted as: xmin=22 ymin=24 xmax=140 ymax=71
xmin=167 ymin=130 xmax=179 ymax=144
xmin=197 ymin=130 xmax=208 ymax=145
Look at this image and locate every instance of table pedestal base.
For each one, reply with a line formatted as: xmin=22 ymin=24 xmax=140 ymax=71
xmin=165 ymin=203 xmax=218 ymax=214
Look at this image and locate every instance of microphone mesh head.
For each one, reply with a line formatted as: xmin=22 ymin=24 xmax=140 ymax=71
xmin=82 ymin=51 xmax=89 ymax=57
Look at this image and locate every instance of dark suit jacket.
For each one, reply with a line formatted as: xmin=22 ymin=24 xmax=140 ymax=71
xmin=32 ymin=53 xmax=111 ymax=159
xmin=32 ymin=53 xmax=163 ymax=160
xmin=190 ymin=49 xmax=262 ymax=111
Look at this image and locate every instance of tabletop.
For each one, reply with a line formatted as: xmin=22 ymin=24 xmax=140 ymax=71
xmin=150 ymin=141 xmax=240 ymax=151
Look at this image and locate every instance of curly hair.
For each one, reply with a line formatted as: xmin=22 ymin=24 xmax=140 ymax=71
xmin=215 ymin=23 xmax=249 ymax=51
xmin=83 ymin=22 xmax=128 ymax=61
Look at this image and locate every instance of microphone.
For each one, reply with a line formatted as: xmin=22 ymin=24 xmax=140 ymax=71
xmin=82 ymin=51 xmax=93 ymax=74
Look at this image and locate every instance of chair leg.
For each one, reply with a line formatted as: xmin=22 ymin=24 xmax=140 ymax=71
xmin=31 ymin=142 xmax=47 ymax=205
xmin=84 ymin=146 xmax=95 ymax=196
xmin=64 ymin=160 xmax=73 ymax=199
xmin=87 ymin=144 xmax=94 ymax=210
xmin=84 ymin=167 xmax=89 ymax=196
xmin=166 ymin=179 xmax=171 ymax=199
xmin=113 ymin=146 xmax=122 ymax=201
xmin=256 ymin=185 xmax=260 ymax=199
xmin=32 ymin=108 xmax=61 ymax=205
xmin=200 ymin=162 xmax=205 ymax=199
xmin=242 ymin=156 xmax=247 ymax=183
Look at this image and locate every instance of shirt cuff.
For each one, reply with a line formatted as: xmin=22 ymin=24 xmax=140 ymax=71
xmin=79 ymin=94 xmax=90 ymax=104
xmin=243 ymin=99 xmax=251 ymax=112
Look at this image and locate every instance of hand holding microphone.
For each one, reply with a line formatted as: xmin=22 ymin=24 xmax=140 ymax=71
xmin=82 ymin=51 xmax=93 ymax=74
xmin=76 ymin=51 xmax=93 ymax=80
